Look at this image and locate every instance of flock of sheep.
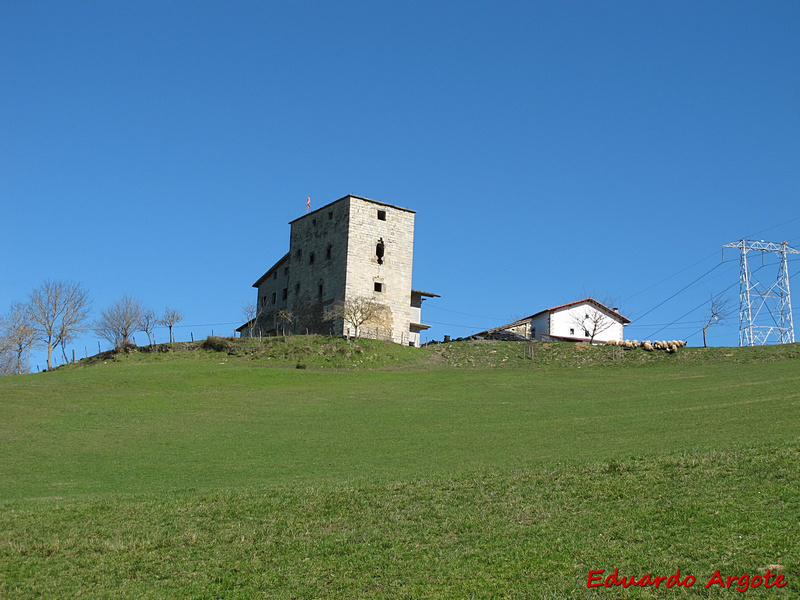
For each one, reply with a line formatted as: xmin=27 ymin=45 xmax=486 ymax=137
xmin=605 ymin=339 xmax=687 ymax=353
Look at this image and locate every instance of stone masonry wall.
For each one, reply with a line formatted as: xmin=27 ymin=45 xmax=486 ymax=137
xmin=287 ymin=199 xmax=350 ymax=335
xmin=344 ymin=197 xmax=415 ymax=345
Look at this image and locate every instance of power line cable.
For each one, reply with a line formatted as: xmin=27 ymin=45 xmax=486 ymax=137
xmin=622 ymin=250 xmax=720 ymax=303
xmin=629 ymin=262 xmax=726 ymax=324
xmin=425 ymin=305 xmax=505 ymax=321
xmin=740 ymin=215 xmax=800 ymax=240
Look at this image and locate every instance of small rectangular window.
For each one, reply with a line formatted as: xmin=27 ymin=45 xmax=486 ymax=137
xmin=309 ymin=252 xmax=315 ymax=265
xmin=295 ymin=283 xmax=301 ymax=294
xmin=296 ymin=249 xmax=302 ymax=259
xmin=284 ymin=267 xmax=288 ymax=276
xmin=318 ymin=284 xmax=323 ymax=298
xmin=374 ymin=282 xmax=383 ymax=292
xmin=377 ymin=210 xmax=386 ymax=221
xmin=312 ymin=218 xmax=317 ymax=226
xmin=569 ymin=328 xmax=575 ymax=335
xmin=273 ymin=272 xmax=277 ymax=280
xmin=328 ymin=211 xmax=333 ymax=220
xmin=272 ymin=292 xmax=276 ymax=304
xmin=282 ymin=288 xmax=288 ymax=300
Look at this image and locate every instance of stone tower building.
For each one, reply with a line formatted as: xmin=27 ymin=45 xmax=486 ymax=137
xmin=238 ymin=194 xmax=437 ymax=347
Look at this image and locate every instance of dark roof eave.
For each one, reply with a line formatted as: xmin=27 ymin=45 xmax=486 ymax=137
xmin=252 ymin=252 xmax=291 ymax=287
xmin=411 ymin=289 xmax=440 ymax=298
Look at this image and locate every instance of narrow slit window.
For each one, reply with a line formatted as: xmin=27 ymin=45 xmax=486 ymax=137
xmin=318 ymin=283 xmax=324 ymax=298
xmin=376 ymin=238 xmax=385 ymax=265
xmin=326 ymin=244 xmax=332 ymax=259
xmin=309 ymin=252 xmax=315 ymax=265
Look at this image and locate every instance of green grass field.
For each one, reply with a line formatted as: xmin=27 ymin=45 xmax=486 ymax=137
xmin=1 ymin=339 xmax=798 ymax=598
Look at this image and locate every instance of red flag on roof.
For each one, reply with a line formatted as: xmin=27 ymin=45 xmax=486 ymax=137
xmin=306 ymin=197 xmax=311 ymax=213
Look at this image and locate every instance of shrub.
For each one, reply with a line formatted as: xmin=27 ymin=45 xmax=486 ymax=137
xmin=203 ymin=336 xmax=238 ymax=354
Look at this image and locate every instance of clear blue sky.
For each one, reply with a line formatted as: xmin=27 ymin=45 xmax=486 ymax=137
xmin=2 ymin=1 xmax=799 ymax=369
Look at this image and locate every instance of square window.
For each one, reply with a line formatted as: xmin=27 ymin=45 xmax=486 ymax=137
xmin=374 ymin=282 xmax=383 ymax=292
xmin=377 ymin=210 xmax=386 ymax=221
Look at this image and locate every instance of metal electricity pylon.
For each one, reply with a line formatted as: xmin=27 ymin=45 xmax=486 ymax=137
xmin=722 ymin=239 xmax=799 ymax=346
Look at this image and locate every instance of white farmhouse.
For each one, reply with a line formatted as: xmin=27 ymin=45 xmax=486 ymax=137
xmin=477 ymin=298 xmax=629 ymax=344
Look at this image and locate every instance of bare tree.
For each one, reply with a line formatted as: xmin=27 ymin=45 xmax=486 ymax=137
xmin=324 ymin=297 xmax=389 ymax=341
xmin=26 ymin=280 xmax=91 ymax=370
xmin=571 ymin=305 xmax=616 ymax=345
xmin=0 ymin=302 xmax=38 ymax=375
xmin=159 ymin=308 xmax=183 ymax=343
xmin=140 ymin=309 xmax=158 ymax=347
xmin=702 ymin=294 xmax=732 ymax=348
xmin=241 ymin=302 xmax=257 ymax=338
xmin=94 ymin=295 xmax=145 ymax=350
xmin=276 ymin=309 xmax=294 ymax=342
xmin=242 ymin=301 xmax=267 ymax=338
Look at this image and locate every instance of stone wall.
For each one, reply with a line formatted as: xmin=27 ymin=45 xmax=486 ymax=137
xmin=343 ymin=198 xmax=415 ymax=345
xmin=287 ymin=199 xmax=350 ymax=335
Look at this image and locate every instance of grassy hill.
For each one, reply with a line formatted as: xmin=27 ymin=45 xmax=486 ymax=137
xmin=1 ymin=339 xmax=798 ymax=598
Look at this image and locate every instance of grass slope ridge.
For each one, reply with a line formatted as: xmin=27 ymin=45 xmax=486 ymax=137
xmin=52 ymin=335 xmax=800 ymax=371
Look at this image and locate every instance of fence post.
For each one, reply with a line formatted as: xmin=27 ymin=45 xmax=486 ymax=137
xmin=525 ymin=341 xmax=535 ymax=360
